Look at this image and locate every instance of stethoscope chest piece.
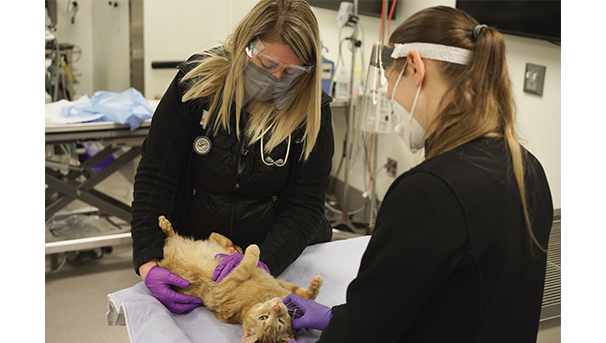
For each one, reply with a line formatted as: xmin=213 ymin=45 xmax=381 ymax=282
xmin=193 ymin=136 xmax=212 ymax=155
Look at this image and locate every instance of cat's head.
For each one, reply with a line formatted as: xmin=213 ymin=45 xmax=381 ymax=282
xmin=241 ymin=297 xmax=294 ymax=343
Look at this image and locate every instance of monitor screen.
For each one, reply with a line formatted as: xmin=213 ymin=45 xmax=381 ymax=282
xmin=306 ymin=0 xmax=397 ymax=19
xmin=456 ymin=0 xmax=561 ymax=43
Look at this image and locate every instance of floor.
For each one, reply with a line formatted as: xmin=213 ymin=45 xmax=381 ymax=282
xmin=45 ymin=163 xmax=141 ymax=343
xmin=45 ymin=242 xmax=140 ymax=343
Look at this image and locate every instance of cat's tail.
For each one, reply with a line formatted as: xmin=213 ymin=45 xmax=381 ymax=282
xmin=158 ymin=215 xmax=176 ymax=238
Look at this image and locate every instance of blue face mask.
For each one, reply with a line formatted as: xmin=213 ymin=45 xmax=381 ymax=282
xmin=243 ymin=61 xmax=296 ymax=104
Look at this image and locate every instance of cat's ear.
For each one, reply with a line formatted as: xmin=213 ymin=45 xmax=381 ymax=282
xmin=241 ymin=329 xmax=258 ymax=343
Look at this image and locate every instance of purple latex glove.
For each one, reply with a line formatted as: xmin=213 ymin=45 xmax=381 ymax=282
xmin=288 ymin=340 xmax=308 ymax=343
xmin=283 ymin=293 xmax=332 ymax=331
xmin=213 ymin=253 xmax=270 ymax=283
xmin=144 ymin=265 xmax=203 ymax=314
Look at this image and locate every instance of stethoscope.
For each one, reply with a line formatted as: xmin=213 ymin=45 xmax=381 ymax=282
xmin=192 ymin=66 xmax=291 ymax=168
xmin=259 ymin=127 xmax=291 ymax=167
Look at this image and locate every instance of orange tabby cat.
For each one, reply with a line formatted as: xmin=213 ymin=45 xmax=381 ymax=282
xmin=156 ymin=215 xmax=323 ymax=343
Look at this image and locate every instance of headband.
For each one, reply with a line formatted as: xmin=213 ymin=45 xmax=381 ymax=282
xmin=391 ymin=42 xmax=472 ymax=65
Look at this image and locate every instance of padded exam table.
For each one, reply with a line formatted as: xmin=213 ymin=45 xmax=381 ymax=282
xmin=107 ymin=235 xmax=371 ymax=343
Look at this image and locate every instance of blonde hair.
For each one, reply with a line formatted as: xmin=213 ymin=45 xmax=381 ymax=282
xmin=389 ymin=6 xmax=544 ymax=252
xmin=180 ymin=0 xmax=322 ymax=160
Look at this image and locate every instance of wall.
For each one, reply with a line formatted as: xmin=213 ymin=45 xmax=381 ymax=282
xmin=317 ymin=0 xmax=561 ymax=209
xmin=142 ymin=0 xmax=259 ymax=99
xmin=504 ymin=35 xmax=561 ymax=209
xmin=52 ymin=0 xmax=561 ymax=209
xmin=52 ymin=0 xmax=131 ymax=98
xmin=91 ymin=0 xmax=131 ymax=93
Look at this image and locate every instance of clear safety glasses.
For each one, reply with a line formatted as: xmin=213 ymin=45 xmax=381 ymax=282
xmin=245 ymin=39 xmax=313 ymax=78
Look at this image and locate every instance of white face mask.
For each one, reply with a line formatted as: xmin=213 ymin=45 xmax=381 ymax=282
xmin=389 ymin=62 xmax=426 ymax=153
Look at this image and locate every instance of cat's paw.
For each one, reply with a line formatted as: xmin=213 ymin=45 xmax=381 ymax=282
xmin=158 ymin=215 xmax=167 ymax=227
xmin=307 ymin=275 xmax=323 ymax=300
xmin=244 ymin=244 xmax=260 ymax=258
xmin=158 ymin=216 xmax=174 ymax=237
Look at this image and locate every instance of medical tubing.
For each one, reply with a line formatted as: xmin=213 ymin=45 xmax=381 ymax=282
xmin=329 ymin=26 xmax=351 ymax=191
xmin=386 ymin=0 xmax=397 ymax=40
xmin=335 ymin=26 xmax=346 ymax=75
xmin=378 ymin=0 xmax=386 ymax=42
xmin=357 ymin=20 xmax=366 ymax=87
xmin=328 ymin=138 xmax=347 ymax=194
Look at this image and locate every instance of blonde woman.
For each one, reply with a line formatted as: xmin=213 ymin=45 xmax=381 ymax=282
xmin=132 ymin=0 xmax=334 ymax=314
xmin=285 ymin=6 xmax=554 ymax=342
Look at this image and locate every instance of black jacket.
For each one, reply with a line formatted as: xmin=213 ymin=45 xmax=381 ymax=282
xmin=131 ymin=53 xmax=334 ymax=276
xmin=319 ymin=137 xmax=553 ymax=342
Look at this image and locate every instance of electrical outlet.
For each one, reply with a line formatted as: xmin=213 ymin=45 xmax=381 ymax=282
xmin=386 ymin=158 xmax=397 ymax=177
xmin=524 ymin=63 xmax=546 ymax=96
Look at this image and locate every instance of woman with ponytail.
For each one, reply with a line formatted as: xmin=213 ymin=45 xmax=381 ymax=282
xmin=285 ymin=6 xmax=553 ymax=342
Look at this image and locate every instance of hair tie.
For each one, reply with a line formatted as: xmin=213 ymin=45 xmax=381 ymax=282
xmin=473 ymin=24 xmax=487 ymax=39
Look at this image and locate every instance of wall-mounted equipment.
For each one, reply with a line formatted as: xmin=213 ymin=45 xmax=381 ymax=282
xmin=306 ymin=0 xmax=397 ymax=19
xmin=524 ymin=63 xmax=546 ymax=96
xmin=455 ymin=0 xmax=561 ymax=44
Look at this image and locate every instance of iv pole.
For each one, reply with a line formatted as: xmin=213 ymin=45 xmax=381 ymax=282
xmin=368 ymin=0 xmax=390 ymax=231
xmin=336 ymin=0 xmax=368 ymax=235
xmin=337 ymin=0 xmax=390 ymax=234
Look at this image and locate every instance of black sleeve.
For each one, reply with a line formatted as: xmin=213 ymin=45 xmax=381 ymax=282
xmin=130 ymin=70 xmax=198 ymax=275
xmin=259 ymin=103 xmax=335 ymax=276
xmin=317 ymin=171 xmax=467 ymax=342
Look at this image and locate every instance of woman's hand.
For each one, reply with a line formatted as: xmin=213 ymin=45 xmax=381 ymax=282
xmin=283 ymin=293 xmax=332 ymax=331
xmin=144 ymin=265 xmax=203 ymax=314
xmin=213 ymin=253 xmax=270 ymax=283
xmin=139 ymin=259 xmax=159 ymax=282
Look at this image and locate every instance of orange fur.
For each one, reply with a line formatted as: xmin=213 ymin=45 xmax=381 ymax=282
xmin=156 ymin=216 xmax=323 ymax=343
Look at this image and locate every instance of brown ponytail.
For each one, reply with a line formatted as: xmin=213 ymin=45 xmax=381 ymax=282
xmin=389 ymin=6 xmax=545 ymax=252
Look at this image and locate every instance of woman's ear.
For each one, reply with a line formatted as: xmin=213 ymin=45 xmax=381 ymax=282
xmin=406 ymin=50 xmax=425 ymax=88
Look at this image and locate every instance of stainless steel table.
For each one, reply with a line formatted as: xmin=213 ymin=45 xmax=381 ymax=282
xmin=45 ymin=120 xmax=150 ymax=259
